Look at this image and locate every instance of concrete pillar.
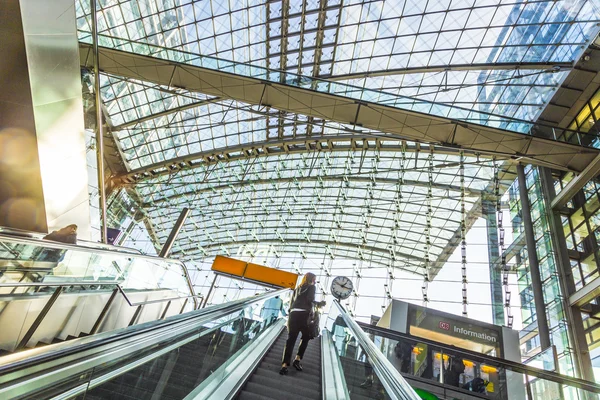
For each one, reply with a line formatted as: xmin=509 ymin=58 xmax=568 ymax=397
xmin=0 ymin=0 xmax=91 ymax=238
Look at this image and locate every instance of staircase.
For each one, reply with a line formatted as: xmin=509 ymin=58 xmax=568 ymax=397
xmin=236 ymin=331 xmax=322 ymax=400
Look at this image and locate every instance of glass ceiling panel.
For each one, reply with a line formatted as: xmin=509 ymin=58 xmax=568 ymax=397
xmin=77 ymin=0 xmax=600 ymax=133
xmin=124 ymin=149 xmax=491 ymax=276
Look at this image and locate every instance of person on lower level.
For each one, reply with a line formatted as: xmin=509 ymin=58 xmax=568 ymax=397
xmin=280 ymin=272 xmax=325 ymax=375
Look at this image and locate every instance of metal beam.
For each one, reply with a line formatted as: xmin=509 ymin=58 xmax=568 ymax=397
xmin=16 ymin=287 xmax=64 ymax=350
xmin=115 ymin=135 xmax=503 ymax=184
xmin=78 ymin=41 xmax=599 ymax=173
xmin=189 ymin=237 xmax=429 ymax=264
xmin=137 ymin=176 xmax=483 ymax=206
xmin=90 ymin=288 xmax=119 ymax=335
xmin=91 ymin=0 xmax=107 ymax=244
xmin=552 ymin=154 xmax=600 ymax=209
xmin=570 ymin=276 xmax=600 ymax=307
xmin=112 ymin=97 xmax=221 ymax=131
xmin=540 ymin=167 xmax=594 ymax=381
xmin=159 ymin=207 xmax=190 ymax=258
xmin=325 ymin=63 xmax=573 ymax=81
xmin=517 ymin=164 xmax=551 ymax=350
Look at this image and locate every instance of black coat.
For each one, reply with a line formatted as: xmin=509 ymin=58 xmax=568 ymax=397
xmin=289 ymin=284 xmax=316 ymax=311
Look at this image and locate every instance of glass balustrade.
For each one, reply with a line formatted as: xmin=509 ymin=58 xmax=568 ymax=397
xmin=0 ymin=234 xmax=198 ymax=354
xmin=0 ymin=234 xmax=191 ymax=296
xmin=325 ymin=302 xmax=600 ymax=400
xmin=0 ymin=290 xmax=291 ymax=400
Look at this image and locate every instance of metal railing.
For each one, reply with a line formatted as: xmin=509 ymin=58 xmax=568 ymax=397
xmin=333 ymin=300 xmax=421 ymax=400
xmin=0 ymin=288 xmax=289 ymax=399
xmin=0 ymin=233 xmax=199 ymax=308
xmin=358 ymin=322 xmax=600 ymax=397
xmin=0 ymin=227 xmax=142 ymax=254
xmin=0 ymin=281 xmax=203 ymax=351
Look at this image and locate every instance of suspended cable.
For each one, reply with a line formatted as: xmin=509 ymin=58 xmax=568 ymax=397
xmin=460 ymin=150 xmax=468 ymax=317
xmin=422 ymin=149 xmax=433 ymax=307
xmin=494 ymin=159 xmax=513 ymax=328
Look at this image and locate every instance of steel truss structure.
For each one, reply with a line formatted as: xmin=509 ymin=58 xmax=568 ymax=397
xmin=78 ymin=0 xmax=600 ymax=320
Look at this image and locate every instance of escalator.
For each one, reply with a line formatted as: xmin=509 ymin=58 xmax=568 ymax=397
xmin=236 ymin=332 xmax=321 ymax=400
xmin=1 ymin=285 xmax=599 ymax=399
xmin=0 ymin=231 xmax=199 ymax=354
xmin=1 ymin=233 xmax=600 ymax=399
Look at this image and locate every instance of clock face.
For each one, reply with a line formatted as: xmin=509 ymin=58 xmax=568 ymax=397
xmin=331 ymin=276 xmax=353 ymax=300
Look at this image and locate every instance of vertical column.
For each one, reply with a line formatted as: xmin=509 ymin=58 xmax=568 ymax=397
xmin=517 ymin=164 xmax=552 ymax=350
xmin=539 ymin=167 xmax=594 ymax=381
xmin=483 ymin=198 xmax=505 ymax=325
xmin=0 ymin=1 xmax=47 ymax=232
xmin=0 ymin=0 xmax=91 ymax=237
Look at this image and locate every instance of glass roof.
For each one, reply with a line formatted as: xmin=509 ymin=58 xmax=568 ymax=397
xmin=126 ymin=148 xmax=492 ymax=274
xmin=77 ymin=0 xmax=600 ymax=131
xmin=82 ymin=0 xmax=599 ymax=317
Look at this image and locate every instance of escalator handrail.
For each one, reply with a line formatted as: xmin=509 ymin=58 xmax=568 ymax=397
xmin=0 ymin=227 xmax=142 ymax=254
xmin=358 ymin=322 xmax=600 ymax=394
xmin=0 ymin=281 xmax=203 ymax=307
xmin=0 ymin=288 xmax=290 ymax=377
xmin=0 ymin=233 xmax=177 ymax=264
xmin=0 ymin=233 xmax=199 ymax=307
xmin=334 ymin=300 xmax=421 ymax=400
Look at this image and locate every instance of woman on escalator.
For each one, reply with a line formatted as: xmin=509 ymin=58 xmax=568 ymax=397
xmin=280 ymin=272 xmax=326 ymax=375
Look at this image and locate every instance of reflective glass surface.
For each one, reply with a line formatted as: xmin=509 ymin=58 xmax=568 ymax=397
xmin=76 ymin=0 xmax=600 ymax=131
xmin=3 ymin=291 xmax=289 ymax=399
xmin=0 ymin=235 xmax=190 ymax=294
xmin=326 ymin=303 xmax=600 ymax=400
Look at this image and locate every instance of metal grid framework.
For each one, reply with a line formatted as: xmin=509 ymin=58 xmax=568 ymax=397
xmin=76 ymin=0 xmax=600 ymax=130
xmin=127 ymin=147 xmax=492 ymax=275
xmin=78 ymin=0 xmax=600 ymax=315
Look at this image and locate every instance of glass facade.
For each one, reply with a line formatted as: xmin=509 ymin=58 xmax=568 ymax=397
xmin=509 ymin=166 xmax=575 ymax=375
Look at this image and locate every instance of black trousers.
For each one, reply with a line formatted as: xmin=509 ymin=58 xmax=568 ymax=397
xmin=282 ymin=311 xmax=310 ymax=365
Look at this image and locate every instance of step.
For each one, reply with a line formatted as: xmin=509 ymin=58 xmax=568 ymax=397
xmin=240 ymin=381 xmax=318 ymax=400
xmin=238 ymin=391 xmax=278 ymax=400
xmin=248 ymin=371 xmax=321 ymax=394
xmin=254 ymin=365 xmax=321 ymax=386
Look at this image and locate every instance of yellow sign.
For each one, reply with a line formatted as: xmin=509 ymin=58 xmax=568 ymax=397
xmin=212 ymin=255 xmax=247 ymax=276
xmin=211 ymin=256 xmax=299 ymax=289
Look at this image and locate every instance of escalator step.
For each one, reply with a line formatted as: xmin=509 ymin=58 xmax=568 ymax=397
xmin=242 ymin=381 xmax=316 ymax=400
xmin=254 ymin=366 xmax=320 ymax=385
xmin=238 ymin=391 xmax=277 ymax=400
xmin=249 ymin=372 xmax=320 ymax=395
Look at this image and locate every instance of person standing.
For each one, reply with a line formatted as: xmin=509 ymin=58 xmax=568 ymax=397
xmin=37 ymin=224 xmax=78 ymax=263
xmin=43 ymin=224 xmax=78 ymax=244
xmin=280 ymin=272 xmax=325 ymax=375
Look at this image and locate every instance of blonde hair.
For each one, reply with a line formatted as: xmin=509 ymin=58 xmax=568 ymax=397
xmin=299 ymin=272 xmax=316 ymax=287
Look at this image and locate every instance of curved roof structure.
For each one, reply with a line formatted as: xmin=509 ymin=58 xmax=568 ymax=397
xmin=81 ymin=0 xmax=600 ymax=314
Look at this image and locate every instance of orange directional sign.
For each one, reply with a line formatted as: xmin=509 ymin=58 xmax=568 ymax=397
xmin=211 ymin=255 xmax=299 ymax=289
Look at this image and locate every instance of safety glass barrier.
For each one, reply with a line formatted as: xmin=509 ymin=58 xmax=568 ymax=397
xmin=0 ymin=227 xmax=142 ymax=254
xmin=325 ymin=303 xmax=415 ymax=400
xmin=357 ymin=323 xmax=600 ymax=400
xmin=0 ymin=288 xmax=291 ymax=399
xmin=0 ymin=235 xmax=192 ymax=297
xmin=76 ymin=31 xmax=600 ymax=148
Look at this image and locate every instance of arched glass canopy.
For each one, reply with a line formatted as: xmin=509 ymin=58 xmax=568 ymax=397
xmin=77 ymin=0 xmax=600 ymax=320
